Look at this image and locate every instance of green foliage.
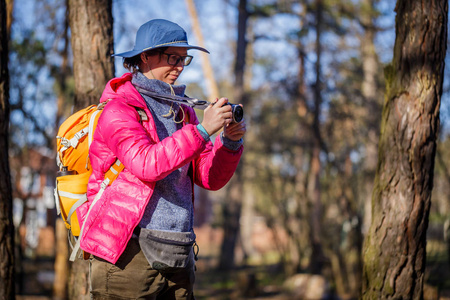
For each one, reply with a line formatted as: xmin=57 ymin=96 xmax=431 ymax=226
xmin=11 ymin=33 xmax=46 ymax=66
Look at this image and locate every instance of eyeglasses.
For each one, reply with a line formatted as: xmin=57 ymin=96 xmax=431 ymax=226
xmin=162 ymin=53 xmax=193 ymax=66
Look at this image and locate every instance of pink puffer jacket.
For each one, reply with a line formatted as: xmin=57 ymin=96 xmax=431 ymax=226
xmin=77 ymin=73 xmax=243 ymax=264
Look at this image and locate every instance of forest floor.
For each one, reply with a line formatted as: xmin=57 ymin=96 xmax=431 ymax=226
xmin=14 ymin=225 xmax=450 ymax=299
xmin=15 ymin=254 xmax=450 ymax=300
xmin=15 ymin=257 xmax=290 ymax=300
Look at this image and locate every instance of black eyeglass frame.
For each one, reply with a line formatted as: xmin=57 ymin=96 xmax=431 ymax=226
xmin=161 ymin=53 xmax=193 ymax=66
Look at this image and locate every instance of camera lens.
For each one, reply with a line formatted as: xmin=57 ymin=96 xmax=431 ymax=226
xmin=232 ymin=105 xmax=244 ymax=123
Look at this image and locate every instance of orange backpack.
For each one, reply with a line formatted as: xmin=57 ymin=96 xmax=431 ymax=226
xmin=54 ymin=102 xmax=147 ymax=261
xmin=54 ymin=102 xmax=125 ymax=238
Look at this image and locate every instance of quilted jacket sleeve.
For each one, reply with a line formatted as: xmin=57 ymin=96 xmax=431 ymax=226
xmin=96 ymin=100 xmax=209 ymax=182
xmin=193 ymin=135 xmax=243 ymax=191
xmin=184 ymin=108 xmax=244 ymax=191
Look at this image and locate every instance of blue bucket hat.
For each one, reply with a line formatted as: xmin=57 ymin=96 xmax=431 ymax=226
xmin=113 ymin=19 xmax=209 ymax=57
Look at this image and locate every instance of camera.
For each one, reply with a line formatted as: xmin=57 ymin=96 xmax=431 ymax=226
xmin=223 ymin=103 xmax=244 ymax=123
xmin=133 ymin=88 xmax=244 ymax=123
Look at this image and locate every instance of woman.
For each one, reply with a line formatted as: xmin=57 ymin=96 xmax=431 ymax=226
xmin=77 ymin=19 xmax=246 ymax=299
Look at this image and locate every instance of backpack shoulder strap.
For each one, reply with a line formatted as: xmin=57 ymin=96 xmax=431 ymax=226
xmin=103 ymin=160 xmax=125 ymax=185
xmin=136 ymin=107 xmax=148 ymax=122
xmin=103 ymin=106 xmax=148 ymax=183
xmin=69 ymin=104 xmax=149 ymax=261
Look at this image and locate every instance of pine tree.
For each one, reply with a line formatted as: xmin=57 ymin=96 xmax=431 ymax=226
xmin=67 ymin=0 xmax=114 ymax=298
xmin=0 ymin=0 xmax=15 ymax=297
xmin=362 ymin=0 xmax=448 ymax=298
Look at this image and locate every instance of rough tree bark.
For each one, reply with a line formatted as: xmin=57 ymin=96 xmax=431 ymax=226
xmin=362 ymin=0 xmax=448 ymax=298
xmin=67 ymin=1 xmax=114 ymax=299
xmin=0 ymin=0 xmax=14 ymax=298
xmin=69 ymin=0 xmax=114 ymax=111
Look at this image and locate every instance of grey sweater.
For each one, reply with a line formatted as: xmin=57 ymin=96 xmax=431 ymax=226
xmin=132 ymin=72 xmax=194 ymax=232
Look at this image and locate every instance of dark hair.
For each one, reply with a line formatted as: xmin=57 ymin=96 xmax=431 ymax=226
xmin=123 ymin=47 xmax=168 ymax=73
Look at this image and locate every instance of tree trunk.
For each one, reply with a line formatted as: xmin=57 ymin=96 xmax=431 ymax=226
xmin=218 ymin=0 xmax=248 ymax=270
xmin=341 ymin=0 xmax=381 ymax=297
xmin=0 ymin=0 xmax=15 ymax=298
xmin=184 ymin=0 xmax=218 ymax=240
xmin=289 ymin=3 xmax=309 ymax=274
xmin=52 ymin=3 xmax=71 ymax=299
xmin=307 ymin=0 xmax=325 ymax=275
xmin=184 ymin=0 xmax=219 ymax=99
xmin=53 ymin=219 xmax=69 ymax=300
xmin=5 ymin=0 xmax=12 ymax=38
xmin=55 ymin=0 xmax=71 ymax=127
xmin=69 ymin=0 xmax=114 ymax=111
xmin=67 ymin=1 xmax=114 ymax=299
xmin=360 ymin=0 xmax=380 ymax=236
xmin=362 ymin=0 xmax=448 ymax=298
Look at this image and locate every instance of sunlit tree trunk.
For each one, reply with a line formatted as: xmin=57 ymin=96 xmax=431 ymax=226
xmin=5 ymin=0 xmax=12 ymax=38
xmin=218 ymin=0 xmax=248 ymax=270
xmin=360 ymin=0 xmax=381 ymax=237
xmin=69 ymin=0 xmax=114 ymax=111
xmin=184 ymin=0 xmax=219 ymax=99
xmin=0 ymin=0 xmax=14 ymax=298
xmin=184 ymin=0 xmax=218 ymax=233
xmin=54 ymin=219 xmax=69 ymax=300
xmin=67 ymin=1 xmax=114 ymax=299
xmin=55 ymin=0 xmax=71 ymax=128
xmin=362 ymin=0 xmax=448 ymax=298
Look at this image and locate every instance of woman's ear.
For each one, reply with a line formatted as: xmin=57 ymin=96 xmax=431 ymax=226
xmin=140 ymin=52 xmax=148 ymax=64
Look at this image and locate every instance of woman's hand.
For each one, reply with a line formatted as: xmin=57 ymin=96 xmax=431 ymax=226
xmin=201 ymin=98 xmax=233 ymax=136
xmin=223 ymin=110 xmax=246 ymax=141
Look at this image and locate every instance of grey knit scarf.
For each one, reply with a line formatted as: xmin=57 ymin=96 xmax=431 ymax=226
xmin=132 ymin=72 xmax=194 ymax=233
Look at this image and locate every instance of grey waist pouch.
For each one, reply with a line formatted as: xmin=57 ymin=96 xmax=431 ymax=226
xmin=138 ymin=228 xmax=196 ymax=271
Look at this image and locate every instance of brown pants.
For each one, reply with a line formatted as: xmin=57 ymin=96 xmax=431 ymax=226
xmin=89 ymin=238 xmax=195 ymax=300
